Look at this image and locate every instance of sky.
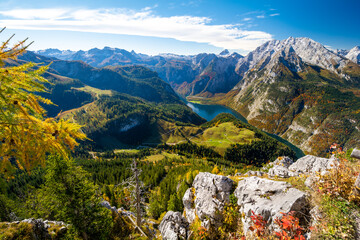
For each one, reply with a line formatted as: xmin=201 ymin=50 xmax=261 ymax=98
xmin=0 ymin=0 xmax=359 ymax=55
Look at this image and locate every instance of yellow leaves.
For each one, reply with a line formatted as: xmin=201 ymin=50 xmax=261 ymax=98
xmin=0 ymin=31 xmax=87 ymax=174
xmin=211 ymin=165 xmax=220 ymax=174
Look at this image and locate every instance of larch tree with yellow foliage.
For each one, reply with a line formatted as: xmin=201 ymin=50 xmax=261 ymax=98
xmin=0 ymin=28 xmax=86 ymax=174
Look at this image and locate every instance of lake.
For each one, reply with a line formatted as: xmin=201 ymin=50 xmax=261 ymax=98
xmin=187 ymin=101 xmax=305 ymax=158
xmin=187 ymin=102 xmax=248 ymax=123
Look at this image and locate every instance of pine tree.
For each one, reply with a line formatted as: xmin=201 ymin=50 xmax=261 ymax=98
xmin=34 ymin=154 xmax=113 ymax=240
xmin=0 ymin=28 xmax=86 ymax=174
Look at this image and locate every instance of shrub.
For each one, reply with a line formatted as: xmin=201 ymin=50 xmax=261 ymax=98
xmin=316 ymin=151 xmax=360 ymax=203
xmin=248 ymin=211 xmax=305 ymax=240
xmin=0 ymin=222 xmax=34 ymax=240
xmin=311 ymin=151 xmax=359 ymax=239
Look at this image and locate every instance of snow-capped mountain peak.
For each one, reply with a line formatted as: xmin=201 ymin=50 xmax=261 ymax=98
xmin=345 ymin=46 xmax=360 ymax=64
xmin=235 ymin=37 xmax=349 ymax=76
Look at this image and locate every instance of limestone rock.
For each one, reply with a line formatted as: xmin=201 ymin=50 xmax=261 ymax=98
xmin=183 ymin=172 xmax=234 ymax=228
xmin=351 ymin=148 xmax=360 ymax=160
xmin=288 ymin=155 xmax=338 ymax=175
xmin=268 ymin=165 xmax=292 ymax=178
xmin=267 ymin=155 xmax=337 ymax=182
xmin=244 ymin=170 xmax=265 ymax=177
xmin=100 ymin=200 xmax=117 ymax=212
xmin=234 ymin=176 xmax=309 ymax=234
xmin=182 ymin=188 xmax=196 ymax=223
xmin=270 ymin=156 xmax=294 ymax=168
xmin=159 ymin=211 xmax=189 ymax=240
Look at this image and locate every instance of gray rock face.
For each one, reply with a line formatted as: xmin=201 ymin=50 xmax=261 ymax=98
xmin=100 ymin=200 xmax=117 ymax=212
xmin=267 ymin=157 xmax=295 ymax=178
xmin=159 ymin=211 xmax=189 ymax=240
xmin=244 ymin=170 xmax=265 ymax=177
xmin=270 ymin=156 xmax=294 ymax=168
xmin=182 ymin=188 xmax=196 ymax=223
xmin=183 ymin=172 xmax=234 ymax=228
xmin=288 ymin=155 xmax=338 ymax=175
xmin=268 ymin=155 xmax=337 ymax=179
xmin=268 ymin=165 xmax=293 ymax=178
xmin=351 ymin=148 xmax=360 ymax=160
xmin=234 ymin=176 xmax=309 ymax=234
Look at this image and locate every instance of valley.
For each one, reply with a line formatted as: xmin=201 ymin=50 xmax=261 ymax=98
xmin=1 ymin=26 xmax=360 ymax=239
xmin=35 ymin=37 xmax=360 ymax=156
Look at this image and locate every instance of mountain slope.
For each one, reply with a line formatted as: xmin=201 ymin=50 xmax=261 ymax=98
xmin=19 ymin=52 xmax=182 ymax=104
xmin=335 ymin=46 xmax=360 ymax=64
xmin=14 ymin=52 xmax=206 ymax=150
xmin=223 ymin=38 xmax=360 ymax=155
xmin=345 ymin=46 xmax=360 ymax=64
xmin=59 ymin=91 xmax=204 ymax=149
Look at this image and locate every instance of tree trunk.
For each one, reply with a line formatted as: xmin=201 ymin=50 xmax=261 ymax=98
xmin=134 ymin=159 xmax=142 ymax=227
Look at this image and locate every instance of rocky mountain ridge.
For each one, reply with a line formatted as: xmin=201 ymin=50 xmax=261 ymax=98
xmin=36 ymin=47 xmax=244 ymax=96
xmin=335 ymin=46 xmax=360 ymax=64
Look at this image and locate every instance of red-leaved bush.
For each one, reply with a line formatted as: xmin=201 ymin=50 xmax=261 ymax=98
xmin=248 ymin=211 xmax=305 ymax=240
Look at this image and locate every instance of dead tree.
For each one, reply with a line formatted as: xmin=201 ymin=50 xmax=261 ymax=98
xmin=118 ymin=158 xmax=145 ymax=230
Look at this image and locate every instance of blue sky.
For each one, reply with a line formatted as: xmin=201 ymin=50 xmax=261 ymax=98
xmin=0 ymin=0 xmax=359 ymax=55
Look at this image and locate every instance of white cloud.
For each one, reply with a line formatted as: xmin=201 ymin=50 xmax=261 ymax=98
xmin=243 ymin=17 xmax=252 ymax=21
xmin=0 ymin=8 xmax=272 ymax=51
xmin=324 ymin=45 xmax=334 ymax=51
xmin=256 ymin=15 xmax=265 ymax=19
xmin=270 ymin=13 xmax=280 ymax=17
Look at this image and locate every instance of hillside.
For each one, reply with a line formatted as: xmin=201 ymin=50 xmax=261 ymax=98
xmin=59 ymin=91 xmax=204 ymax=149
xmin=221 ymin=38 xmax=360 ymax=156
xmin=9 ymin=52 xmax=206 ymax=150
xmin=35 ymin=39 xmax=360 ymax=156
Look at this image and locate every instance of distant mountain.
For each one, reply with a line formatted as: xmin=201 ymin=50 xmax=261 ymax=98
xmin=20 ymin=52 xmax=183 ymax=104
xmin=35 ymin=48 xmax=244 ymax=96
xmin=345 ymin=46 xmax=360 ymax=64
xmin=334 ymin=46 xmax=360 ymax=64
xmin=13 ymin=52 xmax=205 ymax=150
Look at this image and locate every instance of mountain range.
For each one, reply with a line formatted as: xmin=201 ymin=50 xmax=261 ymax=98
xmin=8 ymin=52 xmax=205 ymax=150
xmin=34 ymin=37 xmax=360 ymax=155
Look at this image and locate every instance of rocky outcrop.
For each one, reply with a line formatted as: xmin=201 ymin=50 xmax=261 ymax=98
xmin=234 ymin=176 xmax=309 ymax=234
xmin=268 ymin=157 xmax=296 ymax=178
xmin=243 ymin=170 xmax=265 ymax=177
xmin=159 ymin=211 xmax=189 ymax=240
xmin=268 ymin=155 xmax=338 ymax=181
xmin=2 ymin=218 xmax=67 ymax=240
xmin=288 ymin=155 xmax=338 ymax=175
xmin=351 ymin=148 xmax=360 ymax=160
xmin=100 ymin=200 xmax=117 ymax=212
xmin=183 ymin=172 xmax=234 ymax=229
xmin=182 ymin=188 xmax=196 ymax=223
xmin=269 ymin=156 xmax=294 ymax=168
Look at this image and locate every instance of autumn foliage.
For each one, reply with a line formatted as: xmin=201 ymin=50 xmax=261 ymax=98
xmin=248 ymin=211 xmax=305 ymax=240
xmin=0 ymin=28 xmax=86 ymax=174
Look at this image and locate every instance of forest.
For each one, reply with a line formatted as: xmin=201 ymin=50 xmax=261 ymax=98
xmin=0 ymin=31 xmax=297 ymax=239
